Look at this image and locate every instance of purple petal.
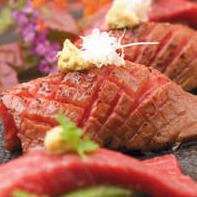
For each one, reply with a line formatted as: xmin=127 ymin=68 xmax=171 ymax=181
xmin=39 ymin=60 xmax=50 ymax=73
xmin=49 ymin=66 xmax=58 ymax=73
xmin=21 ymin=24 xmax=36 ymax=43
xmin=23 ymin=31 xmax=36 ymax=43
xmin=12 ymin=11 xmax=29 ymax=26
xmin=22 ymin=0 xmax=33 ymax=14
xmin=35 ymin=41 xmax=51 ymax=56
xmin=35 ymin=30 xmax=48 ymax=43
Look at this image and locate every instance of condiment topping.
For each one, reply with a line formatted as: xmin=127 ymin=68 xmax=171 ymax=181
xmin=61 ymin=186 xmax=133 ymax=197
xmin=106 ymin=0 xmax=152 ymax=29
xmin=44 ymin=114 xmax=98 ymax=157
xmin=57 ymin=28 xmax=158 ymax=72
xmin=13 ymin=190 xmax=42 ymax=197
xmin=13 ymin=186 xmax=133 ymax=197
xmin=57 ymin=39 xmax=91 ymax=73
xmin=57 ymin=29 xmax=125 ymax=72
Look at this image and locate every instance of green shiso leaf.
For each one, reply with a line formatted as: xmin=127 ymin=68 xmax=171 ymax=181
xmin=13 ymin=186 xmax=148 ymax=197
xmin=61 ymin=186 xmax=133 ymax=197
xmin=55 ymin=114 xmax=99 ymax=157
xmin=78 ymin=136 xmax=99 ymax=157
xmin=13 ymin=190 xmax=42 ymax=197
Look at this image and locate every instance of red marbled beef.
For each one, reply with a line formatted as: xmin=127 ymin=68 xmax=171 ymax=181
xmin=82 ymin=22 xmax=197 ymax=91
xmin=0 ymin=62 xmax=197 ymax=152
xmin=0 ymin=149 xmax=197 ymax=197
xmin=83 ymin=0 xmax=197 ymax=35
xmin=150 ymin=0 xmax=197 ymax=29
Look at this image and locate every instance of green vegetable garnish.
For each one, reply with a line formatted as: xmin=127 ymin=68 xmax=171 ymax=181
xmin=12 ymin=190 xmax=43 ymax=197
xmin=56 ymin=114 xmax=99 ymax=157
xmin=61 ymin=186 xmax=133 ymax=197
xmin=13 ymin=186 xmax=149 ymax=197
xmin=44 ymin=114 xmax=98 ymax=157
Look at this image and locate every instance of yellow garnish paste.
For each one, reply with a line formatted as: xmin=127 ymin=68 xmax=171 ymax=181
xmin=44 ymin=126 xmax=73 ymax=155
xmin=57 ymin=39 xmax=91 ymax=72
xmin=106 ymin=0 xmax=152 ymax=29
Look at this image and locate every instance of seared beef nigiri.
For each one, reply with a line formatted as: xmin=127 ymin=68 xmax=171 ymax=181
xmin=110 ymin=22 xmax=197 ymax=91
xmin=0 ymin=61 xmax=196 ymax=152
xmin=83 ymin=0 xmax=197 ymax=34
xmin=0 ymin=149 xmax=197 ymax=197
xmin=82 ymin=22 xmax=197 ymax=91
xmin=150 ymin=0 xmax=197 ymax=29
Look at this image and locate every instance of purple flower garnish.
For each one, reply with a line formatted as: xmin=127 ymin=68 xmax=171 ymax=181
xmin=22 ymin=1 xmax=33 ymax=14
xmin=12 ymin=11 xmax=29 ymax=27
xmin=12 ymin=0 xmax=60 ymax=73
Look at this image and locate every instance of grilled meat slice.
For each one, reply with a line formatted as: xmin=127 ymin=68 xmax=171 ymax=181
xmin=0 ymin=149 xmax=197 ymax=197
xmin=83 ymin=0 xmax=197 ymax=35
xmin=150 ymin=0 xmax=197 ymax=29
xmin=107 ymin=22 xmax=197 ymax=91
xmin=0 ymin=62 xmax=197 ymax=152
xmin=81 ymin=22 xmax=197 ymax=91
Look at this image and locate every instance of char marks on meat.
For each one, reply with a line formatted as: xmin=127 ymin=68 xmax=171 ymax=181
xmin=109 ymin=22 xmax=197 ymax=91
xmin=0 ymin=62 xmax=197 ymax=152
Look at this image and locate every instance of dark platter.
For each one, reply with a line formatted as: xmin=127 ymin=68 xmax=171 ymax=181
xmin=0 ymin=121 xmax=20 ymax=163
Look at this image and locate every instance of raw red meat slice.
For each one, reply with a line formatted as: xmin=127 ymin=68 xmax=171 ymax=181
xmin=0 ymin=149 xmax=196 ymax=197
xmin=0 ymin=62 xmax=197 ymax=153
xmin=143 ymin=155 xmax=182 ymax=176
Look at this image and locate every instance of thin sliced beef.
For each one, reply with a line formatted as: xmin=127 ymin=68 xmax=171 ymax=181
xmin=0 ymin=149 xmax=197 ymax=197
xmin=150 ymin=0 xmax=197 ymax=29
xmin=0 ymin=61 xmax=197 ymax=152
xmin=108 ymin=22 xmax=197 ymax=90
xmin=82 ymin=0 xmax=197 ymax=36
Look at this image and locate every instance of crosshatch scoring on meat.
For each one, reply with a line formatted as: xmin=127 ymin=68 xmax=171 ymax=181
xmin=0 ymin=61 xmax=196 ymax=152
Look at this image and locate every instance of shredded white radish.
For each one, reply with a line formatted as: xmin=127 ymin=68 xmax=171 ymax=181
xmin=80 ymin=29 xmax=125 ymax=67
xmin=80 ymin=28 xmax=158 ymax=67
xmin=57 ymin=29 xmax=159 ymax=72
